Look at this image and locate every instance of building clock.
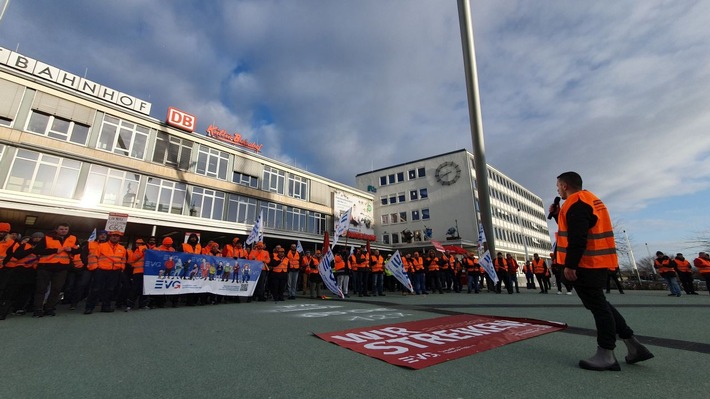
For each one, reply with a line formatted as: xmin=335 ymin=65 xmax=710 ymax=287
xmin=435 ymin=161 xmax=461 ymax=185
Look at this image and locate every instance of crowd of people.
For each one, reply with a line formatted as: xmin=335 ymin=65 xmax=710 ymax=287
xmin=1 ymin=218 xmax=709 ymax=323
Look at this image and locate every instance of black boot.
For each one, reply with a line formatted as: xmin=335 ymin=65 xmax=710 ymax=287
xmin=579 ymin=347 xmax=621 ymax=371
xmin=623 ymin=337 xmax=654 ymax=364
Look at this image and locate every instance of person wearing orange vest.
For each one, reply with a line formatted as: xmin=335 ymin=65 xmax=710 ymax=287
xmin=248 ymin=242 xmax=270 ymax=302
xmin=550 ymin=171 xmax=653 ymax=371
xmin=531 ymin=253 xmax=548 ymax=294
xmin=307 ymin=250 xmax=324 ymax=299
xmin=0 ymin=232 xmax=41 ymax=319
xmin=286 ymin=243 xmax=301 ymax=300
xmin=0 ymin=222 xmax=14 ymax=297
xmin=370 ymin=249 xmax=385 ymax=296
xmin=354 ymin=247 xmax=370 ymax=297
xmin=410 ymin=251 xmax=427 ymax=295
xmin=463 ymin=253 xmax=480 ymax=294
xmin=31 ymin=223 xmax=79 ymax=317
xmin=425 ymin=250 xmax=444 ymax=294
xmin=672 ymin=253 xmax=697 ymax=295
xmin=493 ymin=252 xmax=512 ymax=294
xmin=334 ymin=249 xmax=350 ymax=298
xmin=301 ymin=250 xmax=313 ymax=295
xmin=506 ymin=254 xmax=521 ymax=294
xmin=126 ymin=238 xmax=150 ymax=310
xmin=654 ymin=251 xmax=681 ymax=297
xmin=269 ymin=246 xmax=289 ymax=302
xmin=523 ymin=259 xmax=536 ymax=289
xmin=693 ymin=252 xmax=710 ymax=295
xmin=84 ymin=231 xmax=127 ymax=314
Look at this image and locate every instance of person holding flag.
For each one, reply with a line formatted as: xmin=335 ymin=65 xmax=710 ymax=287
xmin=248 ymin=242 xmax=270 ymax=302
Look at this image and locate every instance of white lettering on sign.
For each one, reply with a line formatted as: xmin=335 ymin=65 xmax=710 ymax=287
xmin=167 ymin=107 xmax=197 ymax=132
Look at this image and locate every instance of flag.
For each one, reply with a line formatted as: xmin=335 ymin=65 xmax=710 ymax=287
xmin=245 ymin=210 xmax=263 ymax=245
xmin=331 ymin=207 xmax=351 ymax=248
xmin=477 ymin=223 xmax=498 ymax=284
xmin=431 ymin=240 xmax=446 ymax=253
xmin=350 ymin=245 xmax=355 ymax=256
xmin=296 ymin=240 xmax=304 ymax=253
xmin=424 ymin=227 xmax=433 ymax=239
xmin=323 ymin=231 xmax=330 ymax=253
xmin=87 ymin=228 xmax=97 ymax=242
xmin=384 ymin=251 xmax=414 ymax=293
xmin=318 ymin=248 xmax=344 ymax=298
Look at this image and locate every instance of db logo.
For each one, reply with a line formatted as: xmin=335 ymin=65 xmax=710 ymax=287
xmin=166 ymin=107 xmax=196 ymax=132
xmin=154 ymin=280 xmax=182 ymax=290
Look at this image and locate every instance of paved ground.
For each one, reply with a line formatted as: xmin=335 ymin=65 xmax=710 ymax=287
xmin=1 ymin=288 xmax=708 ymax=399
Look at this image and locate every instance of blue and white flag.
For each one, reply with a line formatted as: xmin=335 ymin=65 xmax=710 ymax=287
xmin=296 ymin=240 xmax=304 ymax=253
xmin=87 ymin=228 xmax=97 ymax=242
xmin=477 ymin=223 xmax=499 ymax=284
xmin=318 ymin=248 xmax=344 ymax=299
xmin=331 ymin=207 xmax=351 ymax=249
xmin=245 ymin=210 xmax=263 ymax=245
xmin=384 ymin=251 xmax=414 ymax=293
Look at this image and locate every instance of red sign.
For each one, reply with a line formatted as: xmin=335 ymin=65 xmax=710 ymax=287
xmin=345 ymin=231 xmax=377 ymax=242
xmin=206 ymin=124 xmax=263 ymax=153
xmin=166 ymin=107 xmax=196 ymax=132
xmin=316 ymin=314 xmax=566 ymax=369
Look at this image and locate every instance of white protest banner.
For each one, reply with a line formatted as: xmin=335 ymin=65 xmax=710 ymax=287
xmin=105 ymin=212 xmax=128 ymax=233
xmin=384 ymin=250 xmax=413 ymax=293
xmin=318 ymin=248 xmax=344 ymax=299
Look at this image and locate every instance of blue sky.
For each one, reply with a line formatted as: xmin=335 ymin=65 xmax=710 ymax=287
xmin=1 ymin=0 xmax=709 ymax=262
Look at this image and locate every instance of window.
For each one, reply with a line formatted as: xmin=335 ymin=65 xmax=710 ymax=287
xmin=261 ymin=202 xmax=285 ymax=229
xmin=417 ymin=167 xmax=426 ymax=177
xmin=83 ymin=165 xmax=141 ymax=208
xmin=390 ymin=213 xmax=398 ymax=223
xmin=380 ymin=176 xmax=387 ymax=186
xmin=399 ymin=211 xmax=407 ymax=222
xmin=391 ymin=233 xmax=399 ymax=244
xmin=413 ymin=230 xmax=422 ymax=242
xmin=398 ymin=192 xmax=406 ymax=203
xmin=97 ymin=115 xmax=149 ymax=159
xmin=26 ymin=111 xmax=89 ymax=145
xmin=143 ymin=177 xmax=186 ymax=214
xmin=0 ymin=116 xmax=11 ymax=126
xmin=306 ymin=212 xmax=326 ymax=235
xmin=389 ymin=194 xmax=397 ymax=205
xmin=397 ymin=172 xmax=404 ymax=182
xmin=196 ymin=145 xmax=229 ymax=180
xmin=285 ymin=207 xmax=308 ymax=232
xmin=380 ymin=196 xmax=388 ymax=205
xmin=263 ymin=166 xmax=285 ymax=194
xmin=383 ymin=234 xmax=390 ymax=244
xmin=152 ymin=132 xmax=193 ymax=170
xmin=381 ymin=214 xmax=389 ymax=225
xmin=226 ymin=194 xmax=258 ymax=224
xmin=232 ymin=172 xmax=259 ymax=188
xmin=288 ymin=174 xmax=308 ymax=200
xmin=191 ymin=187 xmax=226 ymax=220
xmin=410 ymin=190 xmax=418 ymax=200
xmin=4 ymin=149 xmax=81 ymax=198
xmin=420 ymin=188 xmax=428 ymax=199
xmin=422 ymin=208 xmax=430 ymax=220
xmin=412 ymin=210 xmax=420 ymax=221
xmin=408 ymin=169 xmax=416 ymax=179
xmin=388 ymin=174 xmax=395 ymax=184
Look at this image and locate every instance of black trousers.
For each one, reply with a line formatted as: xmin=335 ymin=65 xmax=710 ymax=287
xmin=496 ymin=270 xmax=512 ymax=293
xmin=34 ymin=264 xmax=69 ymax=312
xmin=677 ymin=271 xmax=695 ymax=294
xmin=270 ymin=272 xmax=287 ymax=301
xmin=573 ymin=268 xmax=633 ymax=350
xmin=85 ymin=269 xmax=120 ymax=311
xmin=535 ymin=273 xmax=548 ymax=293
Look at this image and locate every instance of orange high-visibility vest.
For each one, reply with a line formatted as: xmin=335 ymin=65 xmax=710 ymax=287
xmin=287 ymin=250 xmax=301 ymax=271
xmin=532 ymin=258 xmax=546 ymax=274
xmin=249 ymin=249 xmax=271 ymax=271
xmin=96 ymin=242 xmax=127 ymax=271
xmin=654 ymin=258 xmax=675 ymax=274
xmin=183 ymin=243 xmax=202 ymax=254
xmin=334 ymin=254 xmax=346 ymax=272
xmin=694 ymin=257 xmax=710 ymax=274
xmin=426 ymin=257 xmax=439 ymax=272
xmin=412 ymin=256 xmax=424 ymax=272
xmin=371 ymin=255 xmax=384 ymax=273
xmin=4 ymin=242 xmax=38 ymax=269
xmin=673 ymin=258 xmax=691 ymax=273
xmin=129 ymin=245 xmax=146 ymax=274
xmin=556 ymin=190 xmax=617 ymax=270
xmin=40 ymin=235 xmax=78 ymax=265
xmin=272 ymin=255 xmax=288 ymax=273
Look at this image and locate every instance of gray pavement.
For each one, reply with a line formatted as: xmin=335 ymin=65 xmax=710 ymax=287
xmin=1 ymin=288 xmax=708 ymax=399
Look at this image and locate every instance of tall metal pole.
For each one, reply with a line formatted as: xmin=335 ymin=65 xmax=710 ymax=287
xmin=0 ymin=0 xmax=11 ymax=25
xmin=624 ymin=230 xmax=640 ymax=282
xmin=457 ymin=0 xmax=495 ymax=256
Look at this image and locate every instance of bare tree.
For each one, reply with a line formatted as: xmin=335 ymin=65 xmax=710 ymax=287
xmin=686 ymin=230 xmax=710 ymax=253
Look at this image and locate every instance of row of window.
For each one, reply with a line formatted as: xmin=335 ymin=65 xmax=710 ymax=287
xmin=380 ymin=208 xmax=430 ymax=225
xmin=382 ymin=229 xmax=428 ymax=245
xmin=493 ymin=226 xmax=548 ymax=251
xmin=490 ymin=187 xmax=544 ymax=220
xmin=0 ymin=146 xmax=327 ymax=235
xmin=22 ymin=108 xmax=309 ymax=201
xmin=379 ymin=167 xmax=426 ymax=186
xmin=380 ymin=188 xmax=428 ymax=205
xmin=488 ymin=169 xmax=543 ymax=208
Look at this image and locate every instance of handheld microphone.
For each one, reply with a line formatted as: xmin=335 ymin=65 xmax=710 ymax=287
xmin=547 ymin=196 xmax=561 ymax=220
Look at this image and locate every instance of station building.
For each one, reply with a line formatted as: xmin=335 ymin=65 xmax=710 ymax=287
xmin=356 ymin=149 xmax=553 ymax=262
xmin=0 ymin=46 xmax=374 ymax=249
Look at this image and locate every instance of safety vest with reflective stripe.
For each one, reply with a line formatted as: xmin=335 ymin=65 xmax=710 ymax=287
xmin=426 ymin=256 xmax=439 ymax=272
xmin=556 ymin=190 xmax=617 ymax=270
xmin=348 ymin=255 xmax=358 ymax=271
xmin=693 ymin=257 xmax=710 ymax=274
xmin=183 ymin=243 xmax=202 ymax=254
xmin=371 ymin=255 xmax=384 ymax=273
xmin=287 ymin=250 xmax=301 ymax=271
xmin=673 ymin=258 xmax=691 ymax=273
xmin=532 ymin=258 xmax=546 ymax=274
xmin=40 ymin=235 xmax=78 ymax=265
xmin=463 ymin=257 xmax=478 ymax=273
xmin=129 ymin=245 xmax=147 ymax=274
xmin=271 ymin=254 xmax=288 ymax=273
xmin=412 ymin=256 xmax=424 ymax=272
xmin=97 ymin=242 xmax=127 ymax=271
xmin=4 ymin=242 xmax=38 ymax=269
xmin=334 ymin=254 xmax=346 ymax=272
xmin=654 ymin=258 xmax=675 ymax=275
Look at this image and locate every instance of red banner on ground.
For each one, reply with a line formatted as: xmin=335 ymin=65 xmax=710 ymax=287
xmin=315 ymin=314 xmax=566 ymax=369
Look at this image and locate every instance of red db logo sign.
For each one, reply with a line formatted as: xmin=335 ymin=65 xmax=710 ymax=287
xmin=167 ymin=107 xmax=196 ymax=132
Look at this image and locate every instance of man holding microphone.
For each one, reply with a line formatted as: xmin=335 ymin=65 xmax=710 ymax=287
xmin=549 ymin=172 xmax=653 ymax=371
